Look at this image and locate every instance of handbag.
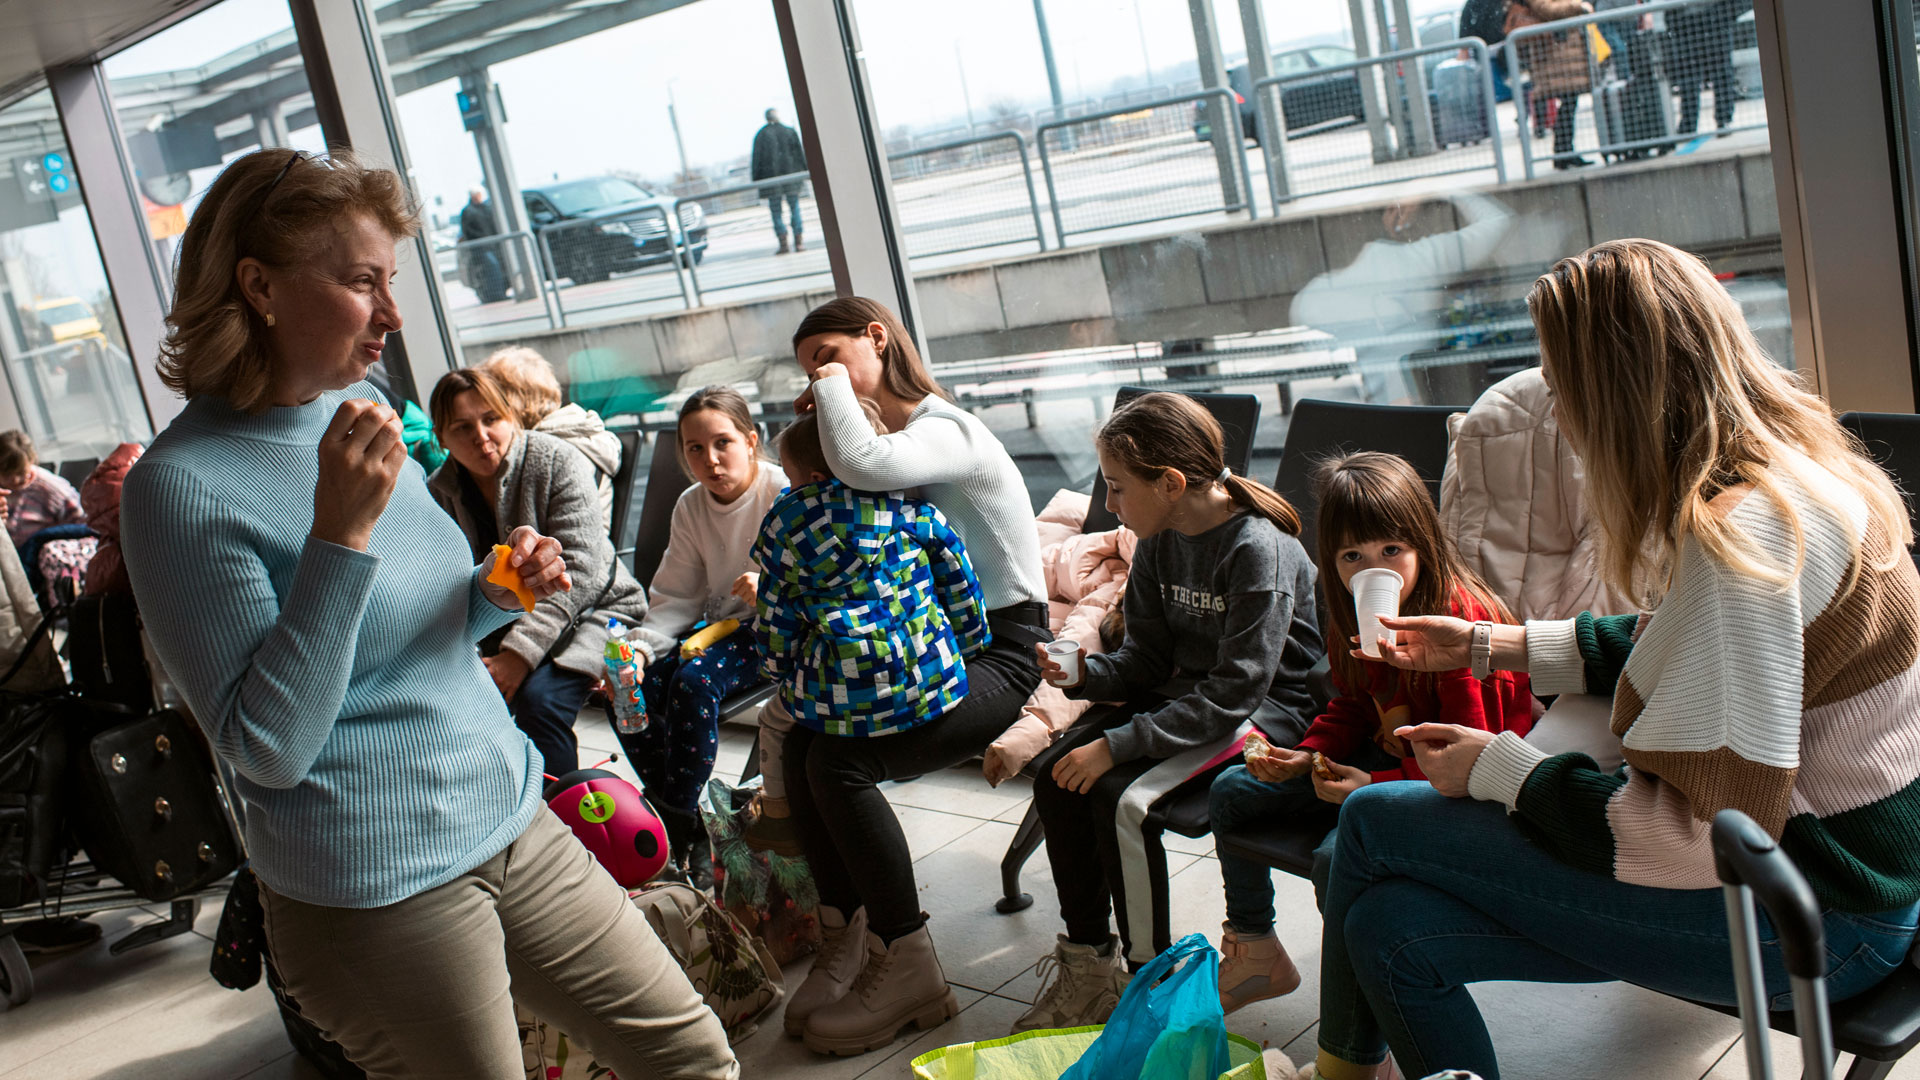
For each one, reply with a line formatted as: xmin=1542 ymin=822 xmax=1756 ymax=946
xmin=1060 ymin=932 xmax=1231 ymax=1080
xmin=701 ymin=777 xmax=821 ymax=967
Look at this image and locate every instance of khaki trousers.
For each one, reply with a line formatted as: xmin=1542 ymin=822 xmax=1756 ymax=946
xmin=261 ymin=808 xmax=737 ymax=1080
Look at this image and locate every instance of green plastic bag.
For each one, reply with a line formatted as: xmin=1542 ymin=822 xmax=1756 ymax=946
xmin=908 ymin=1027 xmax=1275 ymax=1080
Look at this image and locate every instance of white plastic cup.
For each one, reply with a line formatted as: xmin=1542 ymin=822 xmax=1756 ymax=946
xmin=1044 ymin=639 xmax=1083 ymax=685
xmin=1351 ymin=567 xmax=1405 ymax=659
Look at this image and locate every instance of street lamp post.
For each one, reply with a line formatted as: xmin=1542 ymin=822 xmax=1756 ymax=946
xmin=665 ymin=78 xmax=691 ymax=186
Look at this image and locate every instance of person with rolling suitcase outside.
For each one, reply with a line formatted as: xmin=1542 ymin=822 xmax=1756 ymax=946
xmin=1506 ymin=0 xmax=1596 ymax=169
xmin=1294 ymin=239 xmax=1920 ymax=1080
xmin=121 ymin=147 xmax=737 ymax=1080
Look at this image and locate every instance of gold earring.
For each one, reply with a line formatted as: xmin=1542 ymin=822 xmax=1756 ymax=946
xmin=264 ymin=313 xmax=276 ymax=327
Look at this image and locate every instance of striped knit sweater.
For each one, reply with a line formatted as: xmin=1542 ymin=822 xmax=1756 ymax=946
xmin=1468 ymin=461 xmax=1920 ymax=913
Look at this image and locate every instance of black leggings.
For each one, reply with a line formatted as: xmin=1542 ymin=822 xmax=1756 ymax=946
xmin=783 ymin=632 xmax=1042 ymax=943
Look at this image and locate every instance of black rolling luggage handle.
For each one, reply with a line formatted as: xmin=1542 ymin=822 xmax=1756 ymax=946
xmin=1712 ymin=809 xmax=1836 ymax=1080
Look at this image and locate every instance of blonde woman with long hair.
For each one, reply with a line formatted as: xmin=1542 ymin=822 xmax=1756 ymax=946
xmin=1296 ymin=239 xmax=1920 ymax=1080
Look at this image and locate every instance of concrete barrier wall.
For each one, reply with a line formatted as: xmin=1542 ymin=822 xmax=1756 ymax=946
xmin=461 ymin=149 xmax=1782 ymax=395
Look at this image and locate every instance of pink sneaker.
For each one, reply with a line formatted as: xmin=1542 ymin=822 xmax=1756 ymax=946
xmin=1217 ymin=923 xmax=1301 ymax=1015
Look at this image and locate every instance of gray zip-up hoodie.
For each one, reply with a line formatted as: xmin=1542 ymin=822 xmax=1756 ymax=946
xmin=536 ymin=404 xmax=622 ymax=532
xmin=428 ymin=429 xmax=647 ymax=677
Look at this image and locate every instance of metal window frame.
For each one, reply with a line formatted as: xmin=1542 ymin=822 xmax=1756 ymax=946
xmin=48 ymin=62 xmax=177 ymax=429
xmin=1755 ymin=0 xmax=1915 ymax=411
xmin=288 ymin=0 xmax=454 ymax=406
xmin=772 ymin=0 xmax=923 ymax=346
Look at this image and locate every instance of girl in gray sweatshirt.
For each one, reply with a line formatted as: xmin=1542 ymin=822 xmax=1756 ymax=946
xmin=1010 ymin=392 xmax=1323 ymax=1035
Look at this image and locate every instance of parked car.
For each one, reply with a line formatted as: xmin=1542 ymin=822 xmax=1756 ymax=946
xmin=523 ymin=176 xmax=708 ymax=285
xmin=32 ymin=297 xmax=102 ymax=345
xmin=1193 ymin=46 xmax=1366 ymax=144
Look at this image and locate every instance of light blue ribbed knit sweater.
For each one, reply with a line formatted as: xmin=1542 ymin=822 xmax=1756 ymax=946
xmin=120 ymin=383 xmax=544 ymax=908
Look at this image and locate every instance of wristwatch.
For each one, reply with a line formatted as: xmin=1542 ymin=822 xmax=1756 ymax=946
xmin=1470 ymin=621 xmax=1495 ymax=680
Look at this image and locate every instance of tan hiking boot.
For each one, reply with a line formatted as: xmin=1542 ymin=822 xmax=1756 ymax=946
xmin=1218 ymin=923 xmax=1301 ymax=1014
xmin=1010 ymin=934 xmax=1129 ymax=1033
xmin=743 ymin=794 xmax=804 ymax=857
xmin=783 ymin=905 xmax=866 ymax=1036
xmin=802 ymin=919 xmax=959 ymax=1056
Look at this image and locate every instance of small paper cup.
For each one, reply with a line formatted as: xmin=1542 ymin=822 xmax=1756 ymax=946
xmin=1044 ymin=639 xmax=1082 ymax=684
xmin=1350 ymin=567 xmax=1404 ymax=659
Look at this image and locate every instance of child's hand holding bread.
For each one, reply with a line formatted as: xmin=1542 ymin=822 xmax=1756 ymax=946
xmin=1242 ymin=730 xmax=1315 ymax=783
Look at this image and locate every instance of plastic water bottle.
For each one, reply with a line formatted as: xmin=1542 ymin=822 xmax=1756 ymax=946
xmin=604 ymin=619 xmax=647 ymax=735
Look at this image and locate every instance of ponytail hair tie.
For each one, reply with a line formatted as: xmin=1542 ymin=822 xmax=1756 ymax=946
xmin=1217 ymin=467 xmax=1232 ymax=485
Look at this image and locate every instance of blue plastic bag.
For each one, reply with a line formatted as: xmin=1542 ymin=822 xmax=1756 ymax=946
xmin=1060 ymin=933 xmax=1229 ymax=1080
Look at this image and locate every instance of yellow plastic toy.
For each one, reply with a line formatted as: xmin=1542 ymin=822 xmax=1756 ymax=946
xmin=679 ymin=619 xmax=740 ymax=660
xmin=488 ymin=544 xmax=537 ymax=612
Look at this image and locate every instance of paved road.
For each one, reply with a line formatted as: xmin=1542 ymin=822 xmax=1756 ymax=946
xmin=444 ymin=90 xmax=1774 ymax=347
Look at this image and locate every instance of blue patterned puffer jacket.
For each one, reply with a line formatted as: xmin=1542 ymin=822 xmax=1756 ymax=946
xmin=750 ymin=481 xmax=990 ymax=736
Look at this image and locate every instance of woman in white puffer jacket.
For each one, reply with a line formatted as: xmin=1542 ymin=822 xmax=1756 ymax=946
xmin=1440 ymin=365 xmax=1646 ymax=622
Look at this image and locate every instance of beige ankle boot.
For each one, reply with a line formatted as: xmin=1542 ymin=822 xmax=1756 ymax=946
xmin=783 ymin=906 xmax=866 ymax=1036
xmin=802 ymin=917 xmax=959 ymax=1056
xmin=1217 ymin=922 xmax=1301 ymax=1014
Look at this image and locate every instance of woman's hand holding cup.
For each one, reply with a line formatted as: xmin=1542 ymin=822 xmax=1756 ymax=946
xmin=1364 ymin=615 xmax=1474 ymax=671
xmin=1036 ymin=639 xmax=1085 ymax=689
xmin=312 ymin=399 xmax=405 ymax=552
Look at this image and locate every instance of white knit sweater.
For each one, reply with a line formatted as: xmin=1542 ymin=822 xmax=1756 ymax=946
xmin=632 ymin=462 xmax=786 ymax=662
xmin=814 ymin=374 xmax=1046 ymax=611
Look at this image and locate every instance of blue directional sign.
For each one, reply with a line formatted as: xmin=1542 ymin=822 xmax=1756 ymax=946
xmin=40 ymin=152 xmax=65 ymax=175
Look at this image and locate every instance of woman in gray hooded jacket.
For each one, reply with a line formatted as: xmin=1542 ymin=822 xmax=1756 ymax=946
xmin=427 ymin=366 xmax=648 ymax=779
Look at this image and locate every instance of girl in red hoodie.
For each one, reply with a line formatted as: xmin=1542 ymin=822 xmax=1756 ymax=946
xmin=1209 ymin=451 xmax=1535 ymax=1015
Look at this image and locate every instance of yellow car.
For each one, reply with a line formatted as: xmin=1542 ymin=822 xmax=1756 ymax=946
xmin=33 ymin=297 xmax=102 ymax=345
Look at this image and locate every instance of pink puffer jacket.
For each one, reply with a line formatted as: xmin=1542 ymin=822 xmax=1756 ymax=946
xmin=82 ymin=443 xmax=143 ymax=596
xmin=985 ymin=490 xmax=1137 ymax=784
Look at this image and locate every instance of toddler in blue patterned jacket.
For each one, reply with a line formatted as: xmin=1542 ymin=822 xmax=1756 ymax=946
xmin=750 ymin=409 xmax=990 ymax=766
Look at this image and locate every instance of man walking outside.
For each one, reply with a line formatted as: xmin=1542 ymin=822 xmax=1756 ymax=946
xmin=750 ymin=108 xmax=808 ymax=254
xmin=458 ymin=187 xmax=509 ymax=303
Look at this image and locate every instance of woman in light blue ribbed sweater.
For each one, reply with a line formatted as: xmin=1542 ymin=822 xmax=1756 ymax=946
xmin=119 ymin=149 xmax=735 ymax=1080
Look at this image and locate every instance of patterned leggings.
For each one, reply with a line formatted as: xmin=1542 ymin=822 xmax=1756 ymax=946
xmin=615 ymin=629 xmax=764 ymax=813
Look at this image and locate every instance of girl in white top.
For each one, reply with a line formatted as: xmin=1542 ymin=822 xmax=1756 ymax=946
xmin=618 ymin=386 xmax=785 ymax=886
xmin=778 ymin=297 xmax=1052 ymax=1057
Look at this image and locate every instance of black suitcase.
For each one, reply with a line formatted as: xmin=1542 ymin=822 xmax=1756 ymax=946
xmin=67 ymin=709 xmax=240 ymax=902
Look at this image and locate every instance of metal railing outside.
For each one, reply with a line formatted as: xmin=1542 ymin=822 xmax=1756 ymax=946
xmin=444 ymin=231 xmax=560 ymax=330
xmin=1255 ymin=38 xmax=1506 ymax=205
xmin=534 ymin=203 xmax=696 ymax=324
xmin=887 ymin=131 xmax=1047 ymax=258
xmin=4 ymin=337 xmax=150 ymax=460
xmin=1036 ymin=89 xmax=1257 ymax=246
xmin=1505 ymin=0 xmax=1769 ymax=178
xmin=670 ymin=170 xmax=828 ymax=303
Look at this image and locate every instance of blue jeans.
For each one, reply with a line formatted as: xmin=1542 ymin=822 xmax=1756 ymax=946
xmin=768 ymin=192 xmax=802 ymax=240
xmin=616 ymin=630 xmax=763 ymax=813
xmin=510 ymin=661 xmax=597 ymax=781
xmin=1318 ymin=783 xmax=1919 ymax=1079
xmin=1211 ymin=745 xmax=1406 ymax=934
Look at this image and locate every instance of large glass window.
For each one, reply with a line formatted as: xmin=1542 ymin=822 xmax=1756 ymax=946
xmin=0 ymin=89 xmax=150 ymax=461
xmin=849 ymin=0 xmax=1788 ymax=509
xmin=369 ymin=0 xmax=822 ymax=367
xmin=102 ymin=0 xmax=325 ymax=296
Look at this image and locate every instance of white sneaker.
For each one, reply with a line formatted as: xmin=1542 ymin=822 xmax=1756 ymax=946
xmin=1009 ymin=934 xmax=1128 ymax=1033
xmin=783 ymin=905 xmax=866 ymax=1036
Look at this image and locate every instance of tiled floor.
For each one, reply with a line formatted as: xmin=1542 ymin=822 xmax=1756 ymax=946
xmin=4 ymin=713 xmax=1918 ymax=1079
